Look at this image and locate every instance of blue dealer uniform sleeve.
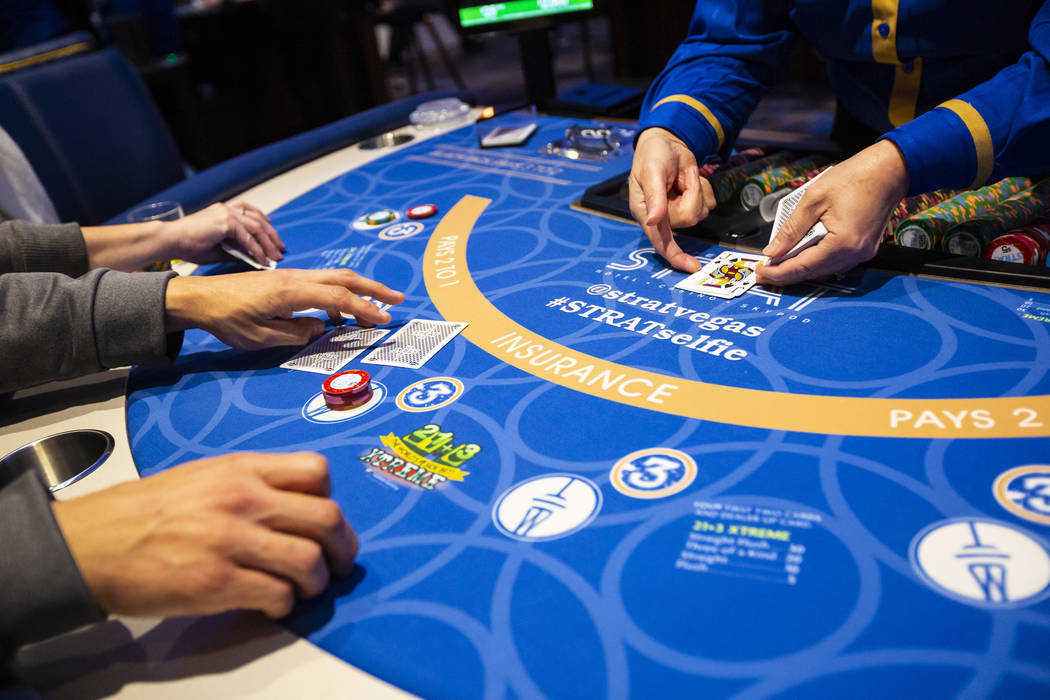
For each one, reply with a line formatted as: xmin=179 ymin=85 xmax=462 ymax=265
xmin=884 ymin=2 xmax=1050 ymax=195
xmin=638 ymin=0 xmax=795 ymax=160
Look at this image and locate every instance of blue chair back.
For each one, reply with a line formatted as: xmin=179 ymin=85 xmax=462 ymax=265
xmin=0 ymin=47 xmax=184 ymax=224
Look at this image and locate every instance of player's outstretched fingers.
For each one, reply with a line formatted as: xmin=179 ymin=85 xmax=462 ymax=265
xmin=233 ymin=527 xmax=331 ymax=598
xmin=337 ymin=270 xmax=405 ymax=307
xmin=261 ymin=492 xmax=358 ymax=578
xmin=230 ymin=217 xmax=271 ymax=267
xmin=251 ymin=451 xmax=333 ymax=497
xmin=229 ymin=199 xmax=273 ymax=226
xmin=255 ymin=317 xmax=326 ymax=348
xmin=286 ymin=280 xmax=393 ymax=327
xmin=226 ymin=567 xmax=296 ymax=619
xmin=239 ymin=209 xmax=284 ymax=262
xmin=232 ymin=201 xmax=284 ymax=253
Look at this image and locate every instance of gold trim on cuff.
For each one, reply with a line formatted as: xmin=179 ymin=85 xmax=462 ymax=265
xmin=939 ymin=98 xmax=995 ymax=188
xmin=651 ymin=94 xmax=725 ymax=150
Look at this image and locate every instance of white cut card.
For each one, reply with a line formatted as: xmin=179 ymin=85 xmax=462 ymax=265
xmin=361 ymin=320 xmax=467 ymax=369
xmin=767 ymin=166 xmax=831 ymax=265
xmin=221 ymin=242 xmax=277 ymax=270
xmin=281 ymin=325 xmax=390 ymax=374
xmin=676 ymin=251 xmax=767 ymax=299
xmin=481 ymin=123 xmax=538 ymax=147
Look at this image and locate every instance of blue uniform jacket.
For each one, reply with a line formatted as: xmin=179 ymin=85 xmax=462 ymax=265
xmin=639 ymin=1 xmax=1050 ymax=196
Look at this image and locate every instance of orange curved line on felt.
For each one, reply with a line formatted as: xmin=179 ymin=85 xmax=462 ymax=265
xmin=423 ymin=195 xmax=1050 ymax=439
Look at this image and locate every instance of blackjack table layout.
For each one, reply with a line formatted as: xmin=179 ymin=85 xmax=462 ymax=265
xmin=63 ymin=112 xmax=1050 ymax=697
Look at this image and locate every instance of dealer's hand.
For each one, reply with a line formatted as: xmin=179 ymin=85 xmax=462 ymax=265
xmin=52 ymin=452 xmax=357 ymax=619
xmin=629 ymin=128 xmax=716 ymax=273
xmin=164 ymin=268 xmax=406 ymax=349
xmin=756 ymin=140 xmax=910 ymax=286
xmin=167 ymin=200 xmax=285 ymax=267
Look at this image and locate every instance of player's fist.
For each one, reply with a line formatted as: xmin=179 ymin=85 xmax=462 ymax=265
xmin=756 ymin=140 xmax=910 ymax=286
xmin=164 ymin=268 xmax=406 ymax=349
xmin=52 ymin=452 xmax=357 ymax=620
xmin=165 ymin=200 xmax=285 ymax=268
xmin=629 ymin=127 xmax=716 ymax=273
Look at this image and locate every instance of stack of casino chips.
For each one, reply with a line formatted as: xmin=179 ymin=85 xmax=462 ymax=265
xmin=985 ymin=219 xmax=1050 ymax=265
xmin=884 ymin=190 xmax=958 ymax=239
xmin=699 ymin=147 xmax=766 ymax=178
xmin=757 ymin=165 xmax=828 ymax=221
xmin=707 ymin=151 xmax=793 ymax=205
xmin=738 ymin=154 xmax=828 ymax=211
xmin=322 ymin=369 xmax=373 ymax=410
xmin=892 ymin=176 xmax=1033 ymax=250
xmin=942 ymin=179 xmax=1050 ymax=257
xmin=880 ymin=190 xmax=958 ymax=242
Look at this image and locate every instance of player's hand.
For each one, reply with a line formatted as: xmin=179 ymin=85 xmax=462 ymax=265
xmin=166 ymin=201 xmax=285 ymax=267
xmin=52 ymin=452 xmax=358 ymax=619
xmin=164 ymin=268 xmax=406 ymax=349
xmin=629 ymin=127 xmax=716 ymax=273
xmin=756 ymin=140 xmax=909 ymax=286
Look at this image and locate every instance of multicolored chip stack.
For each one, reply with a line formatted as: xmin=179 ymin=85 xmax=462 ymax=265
xmin=757 ymin=166 xmax=827 ymax=221
xmin=738 ymin=155 xmax=828 ymax=211
xmin=322 ymin=369 xmax=373 ymax=410
xmin=885 ymin=190 xmax=958 ymax=239
xmin=708 ymin=152 xmax=793 ymax=205
xmin=942 ymin=179 xmax=1050 ymax=256
xmin=700 ymin=147 xmax=766 ymax=178
xmin=893 ymin=176 xmax=1033 ymax=250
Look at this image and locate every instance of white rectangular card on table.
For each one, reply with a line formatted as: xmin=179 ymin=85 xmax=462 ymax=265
xmin=221 ymin=242 xmax=277 ymax=270
xmin=676 ymin=251 xmax=768 ymax=299
xmin=281 ymin=325 xmax=390 ymax=374
xmin=362 ymin=319 xmax=468 ymax=369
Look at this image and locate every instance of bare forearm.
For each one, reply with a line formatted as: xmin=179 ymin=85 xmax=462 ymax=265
xmin=81 ymin=221 xmax=177 ymax=271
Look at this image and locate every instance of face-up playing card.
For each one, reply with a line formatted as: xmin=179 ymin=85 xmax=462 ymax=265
xmin=281 ymin=325 xmax=390 ymax=374
xmin=675 ymin=251 xmax=767 ymax=299
xmin=361 ymin=319 xmax=467 ymax=369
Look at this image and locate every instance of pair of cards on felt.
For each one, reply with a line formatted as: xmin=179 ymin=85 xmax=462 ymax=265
xmin=675 ymin=167 xmax=831 ymax=299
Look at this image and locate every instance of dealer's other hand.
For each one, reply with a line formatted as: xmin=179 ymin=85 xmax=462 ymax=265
xmin=52 ymin=452 xmax=357 ymax=619
xmin=629 ymin=128 xmax=716 ymax=273
xmin=756 ymin=140 xmax=910 ymax=286
xmin=164 ymin=268 xmax=406 ymax=349
xmin=167 ymin=200 xmax=285 ymax=267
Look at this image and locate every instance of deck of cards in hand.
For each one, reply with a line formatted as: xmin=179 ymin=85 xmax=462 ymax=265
xmin=674 ymin=166 xmax=833 ymax=298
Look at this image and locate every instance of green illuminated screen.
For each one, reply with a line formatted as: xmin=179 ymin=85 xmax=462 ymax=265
xmin=459 ymin=0 xmax=594 ymax=27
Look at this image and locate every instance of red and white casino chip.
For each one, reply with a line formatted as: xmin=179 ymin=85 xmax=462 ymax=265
xmin=323 ymin=370 xmax=373 ymax=410
xmin=406 ymin=204 xmax=438 ymax=220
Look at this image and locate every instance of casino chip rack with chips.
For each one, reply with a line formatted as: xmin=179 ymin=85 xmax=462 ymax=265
xmin=125 ymin=115 xmax=1050 ymax=699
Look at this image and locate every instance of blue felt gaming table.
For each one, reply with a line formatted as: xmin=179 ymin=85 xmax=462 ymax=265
xmin=125 ymin=115 xmax=1050 ymax=698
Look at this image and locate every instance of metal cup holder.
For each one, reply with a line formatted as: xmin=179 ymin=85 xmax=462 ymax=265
xmin=0 ymin=429 xmax=114 ymax=492
xmin=358 ymin=131 xmax=414 ymax=150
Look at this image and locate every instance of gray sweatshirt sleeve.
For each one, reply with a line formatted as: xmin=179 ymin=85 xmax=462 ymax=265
xmin=0 ymin=221 xmax=88 ymax=276
xmin=0 ymin=467 xmax=106 ymax=664
xmin=0 ymin=269 xmax=182 ymax=393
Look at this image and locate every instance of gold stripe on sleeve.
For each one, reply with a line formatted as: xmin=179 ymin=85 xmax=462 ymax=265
xmin=0 ymin=42 xmax=92 ymax=74
xmin=938 ymin=99 xmax=995 ymax=188
xmin=651 ymin=94 xmax=725 ymax=150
